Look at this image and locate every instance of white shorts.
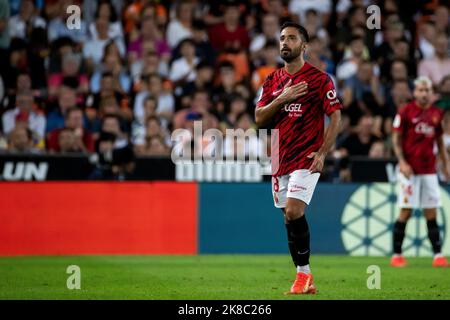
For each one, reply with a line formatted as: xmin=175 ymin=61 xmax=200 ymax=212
xmin=397 ymin=171 xmax=441 ymax=209
xmin=272 ymin=169 xmax=320 ymax=208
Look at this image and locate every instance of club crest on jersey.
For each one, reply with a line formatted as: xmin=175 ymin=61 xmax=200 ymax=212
xmin=284 ymin=103 xmax=303 ymax=117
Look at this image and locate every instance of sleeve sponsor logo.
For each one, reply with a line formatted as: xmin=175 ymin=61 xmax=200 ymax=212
xmin=326 ymin=89 xmax=337 ymax=100
xmin=393 ymin=114 xmax=401 ymax=128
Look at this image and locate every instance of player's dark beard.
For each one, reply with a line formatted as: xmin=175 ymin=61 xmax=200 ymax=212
xmin=280 ymin=47 xmax=301 ymax=63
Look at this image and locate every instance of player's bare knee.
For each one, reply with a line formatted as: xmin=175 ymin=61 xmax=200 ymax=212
xmin=423 ymin=208 xmax=437 ymax=220
xmin=398 ymin=209 xmax=412 ymax=222
xmin=284 ymin=206 xmax=304 ymax=221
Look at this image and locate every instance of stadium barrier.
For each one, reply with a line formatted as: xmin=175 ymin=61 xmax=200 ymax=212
xmin=0 ymin=153 xmax=396 ymax=182
xmin=1 ymin=182 xmax=449 ymax=257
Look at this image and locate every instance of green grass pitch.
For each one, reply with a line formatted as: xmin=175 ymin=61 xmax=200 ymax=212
xmin=0 ymin=255 xmax=449 ymax=300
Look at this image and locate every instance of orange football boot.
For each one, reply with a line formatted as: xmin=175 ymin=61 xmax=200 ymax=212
xmin=390 ymin=255 xmax=407 ymax=267
xmin=286 ymin=272 xmax=316 ymax=294
xmin=432 ymin=256 xmax=449 ymax=267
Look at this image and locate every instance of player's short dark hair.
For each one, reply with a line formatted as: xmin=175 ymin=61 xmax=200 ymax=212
xmin=280 ymin=22 xmax=309 ymax=42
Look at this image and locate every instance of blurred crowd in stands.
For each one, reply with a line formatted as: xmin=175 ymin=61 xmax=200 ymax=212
xmin=0 ymin=0 xmax=449 ymax=181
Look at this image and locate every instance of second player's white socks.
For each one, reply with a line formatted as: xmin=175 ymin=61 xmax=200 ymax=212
xmin=297 ymin=264 xmax=311 ymax=274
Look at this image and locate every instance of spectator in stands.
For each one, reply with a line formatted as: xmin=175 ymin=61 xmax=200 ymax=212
xmin=213 ymin=61 xmax=250 ymax=114
xmin=88 ymin=71 xmax=125 ymax=112
xmin=132 ymin=97 xmax=169 ymax=153
xmin=335 ymin=6 xmax=367 ymax=56
xmin=418 ymin=33 xmax=450 ymax=86
xmin=88 ymin=0 xmax=123 ymax=41
xmin=189 ymin=19 xmax=216 ymax=66
xmin=220 ymin=94 xmax=248 ymax=130
xmin=46 ymin=85 xmax=77 ymax=133
xmin=384 ymin=37 xmax=415 ymax=80
xmin=374 ymin=16 xmax=407 ymax=72
xmin=209 ymin=1 xmax=250 ymax=63
xmin=306 ymin=35 xmax=334 ymax=74
xmin=249 ymin=13 xmax=280 ymax=61
xmin=434 ymin=5 xmax=449 ymax=35
xmin=302 ymin=9 xmax=328 ymax=40
xmin=288 ymin=0 xmax=331 ymax=26
xmin=173 ymin=89 xmax=218 ymax=131
xmin=336 ymin=35 xmax=368 ymax=82
xmin=385 ymin=79 xmax=413 ymax=118
xmin=133 ymin=73 xmax=174 ymax=128
xmin=89 ymin=130 xmax=116 ymax=180
xmin=48 ymin=53 xmax=89 ymax=100
xmin=342 ymin=60 xmax=385 ymax=126
xmin=1 ymin=38 xmax=29 ymax=94
xmin=251 ymin=40 xmax=281 ymax=92
xmin=208 ymin=1 xmax=250 ymax=54
xmin=387 ymin=59 xmax=412 ymax=86
xmin=2 ymin=90 xmax=45 ymax=145
xmin=166 ymin=1 xmax=194 ymax=49
xmin=8 ymin=0 xmax=46 ymax=40
xmin=436 ymin=75 xmax=450 ymax=111
xmin=101 ymin=113 xmax=129 ymax=149
xmin=145 ymin=135 xmax=171 ymax=156
xmin=127 ymin=17 xmax=170 ymax=66
xmin=47 ymin=107 xmax=94 ymax=153
xmin=210 ymin=2 xmax=250 ymax=83
xmin=417 ymin=21 xmax=436 ymax=60
xmin=2 ymin=71 xmax=35 ymax=110
xmin=57 ymin=127 xmax=79 ymax=153
xmin=83 ymin=16 xmax=126 ymax=69
xmin=180 ymin=60 xmax=214 ymax=99
xmin=90 ymin=49 xmax=131 ymax=95
xmin=339 ymin=115 xmax=379 ymax=157
xmin=130 ymin=49 xmax=168 ymax=85
xmin=169 ymin=38 xmax=199 ymax=85
xmin=6 ymin=126 xmax=36 ymax=153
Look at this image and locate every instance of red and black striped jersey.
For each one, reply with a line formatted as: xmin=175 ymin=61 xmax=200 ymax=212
xmin=256 ymin=62 xmax=342 ymax=177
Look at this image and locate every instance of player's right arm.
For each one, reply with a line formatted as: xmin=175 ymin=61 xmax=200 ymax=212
xmin=255 ymin=80 xmax=308 ymax=127
xmin=392 ymin=113 xmax=413 ymax=178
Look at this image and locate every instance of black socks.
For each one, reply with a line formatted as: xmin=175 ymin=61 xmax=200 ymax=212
xmin=427 ymin=219 xmax=442 ymax=254
xmin=393 ymin=219 xmax=442 ymax=255
xmin=286 ymin=215 xmax=310 ymax=266
xmin=393 ymin=221 xmax=407 ymax=254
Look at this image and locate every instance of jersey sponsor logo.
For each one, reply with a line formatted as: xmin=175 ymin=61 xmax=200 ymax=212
xmin=284 ymin=103 xmax=303 ymax=117
xmin=414 ymin=122 xmax=435 ymax=136
xmin=330 ymin=99 xmax=340 ymax=106
xmin=326 ymin=89 xmax=337 ymax=100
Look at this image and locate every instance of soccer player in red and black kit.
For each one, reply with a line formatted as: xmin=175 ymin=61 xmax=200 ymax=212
xmin=391 ymin=76 xmax=450 ymax=268
xmin=255 ymin=22 xmax=342 ymax=294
